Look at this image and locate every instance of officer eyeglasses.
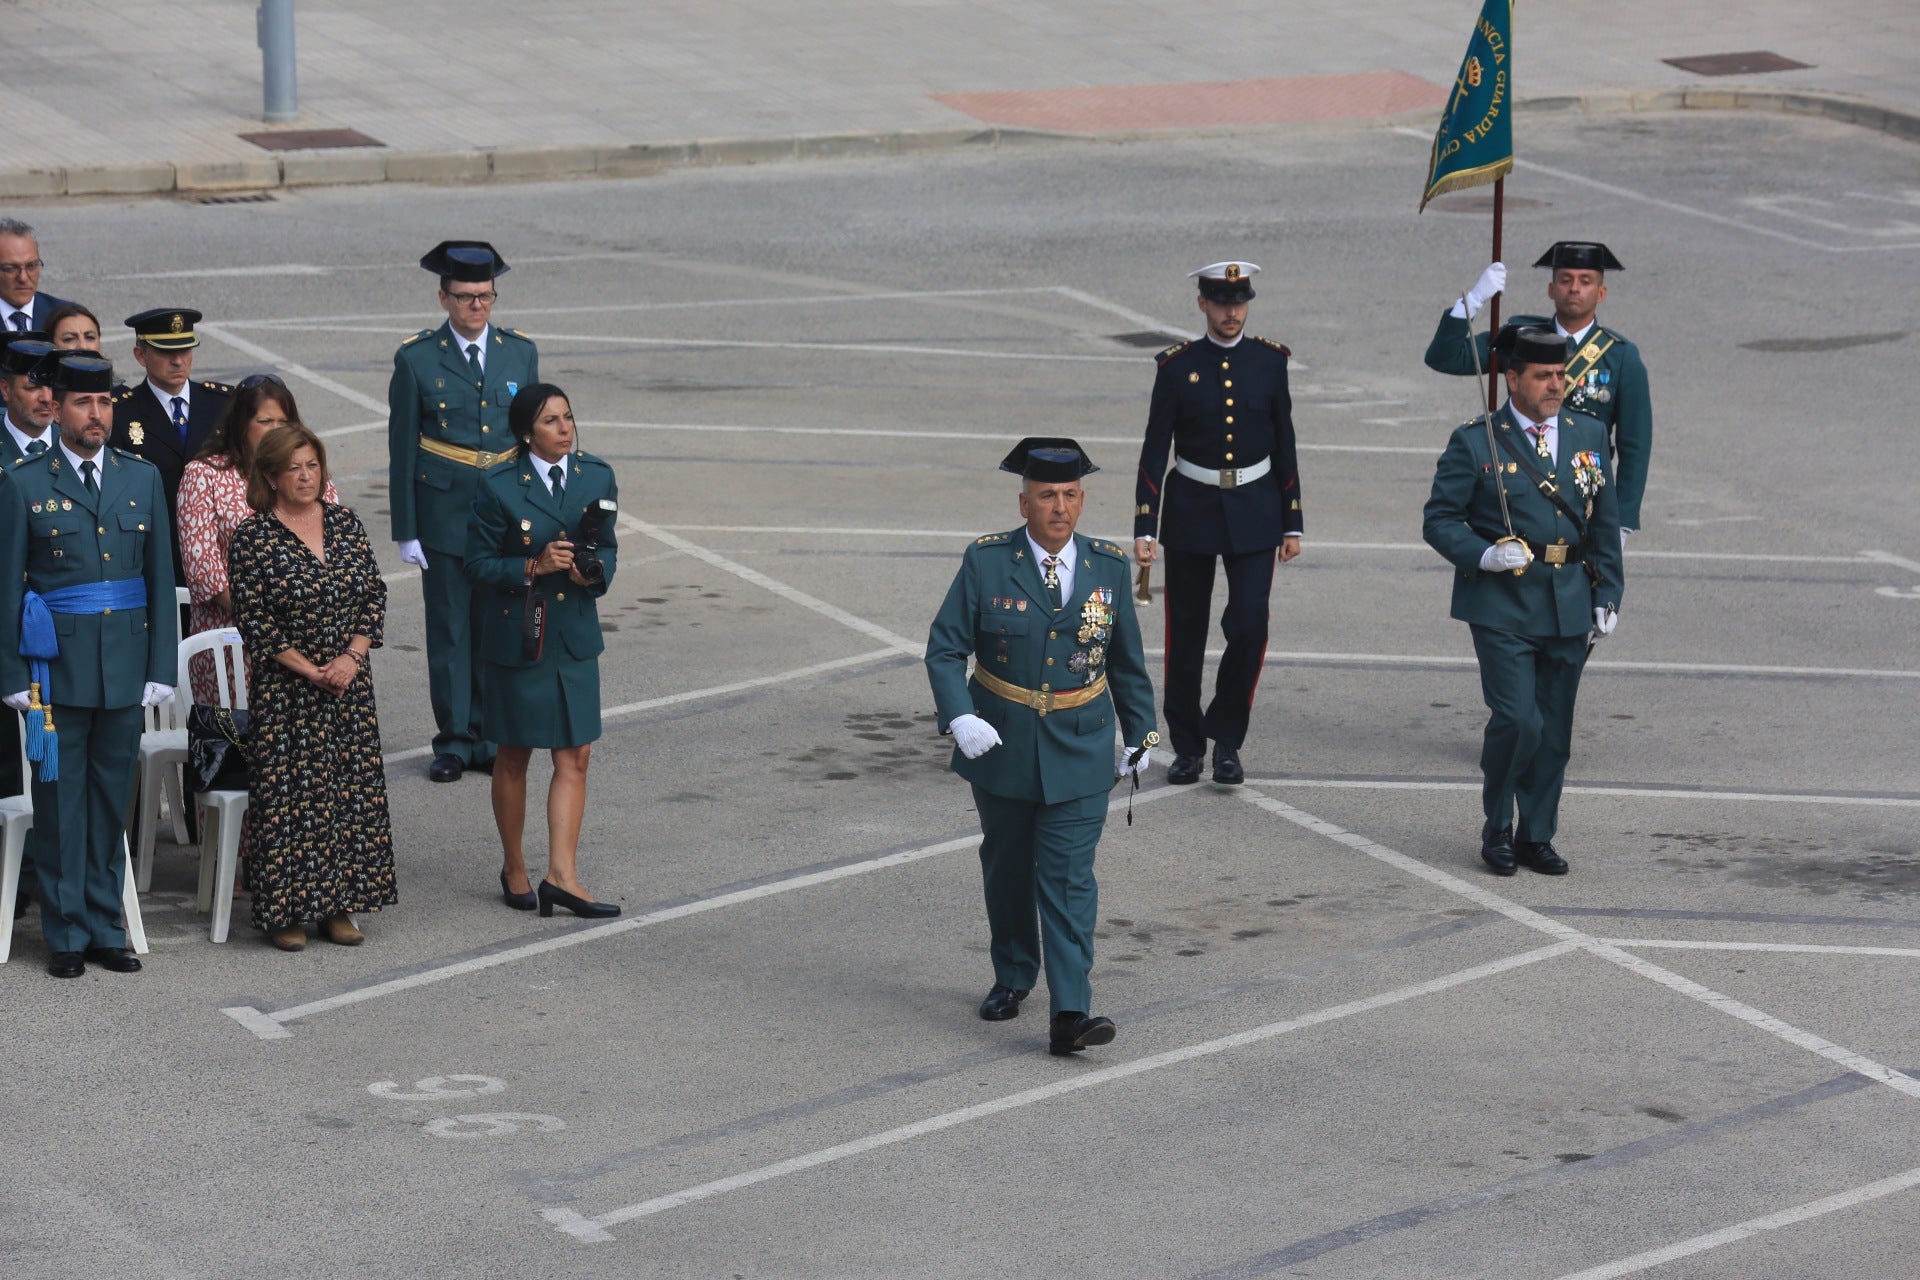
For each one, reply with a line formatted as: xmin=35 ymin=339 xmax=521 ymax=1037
xmin=237 ymin=372 xmax=287 ymax=389
xmin=0 ymin=259 xmax=44 ymax=278
xmin=445 ymin=290 xmax=497 ymax=307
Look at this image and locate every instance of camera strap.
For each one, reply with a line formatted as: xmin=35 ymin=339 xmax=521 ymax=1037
xmin=520 ymin=584 xmax=546 ymax=664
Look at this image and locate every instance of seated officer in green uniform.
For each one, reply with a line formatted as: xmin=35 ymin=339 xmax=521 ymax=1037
xmin=926 ymin=438 xmax=1158 ymax=1056
xmin=1423 ymin=242 xmax=1651 ymax=543
xmin=1423 ymin=329 xmax=1624 ymax=878
xmin=0 ymin=354 xmax=177 ymax=978
xmin=467 ymin=383 xmax=620 ymax=921
xmin=388 ymin=240 xmax=539 ymax=784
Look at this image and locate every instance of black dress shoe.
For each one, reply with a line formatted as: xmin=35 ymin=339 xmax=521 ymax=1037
xmin=1049 ymin=1012 xmax=1117 ymax=1056
xmin=1211 ymin=748 xmax=1244 ymax=785
xmin=538 ymin=880 xmax=620 ymax=919
xmin=978 ymin=984 xmax=1030 ymax=1021
xmin=428 ymin=753 xmax=464 ymax=783
xmin=499 ymin=871 xmax=537 ymax=911
xmin=1515 ymin=840 xmax=1569 ymax=875
xmin=47 ymin=952 xmax=84 ymax=979
xmin=1166 ymin=753 xmax=1204 ymax=785
xmin=1480 ymin=820 xmax=1517 ymax=876
xmin=83 ymin=946 xmax=142 ymax=973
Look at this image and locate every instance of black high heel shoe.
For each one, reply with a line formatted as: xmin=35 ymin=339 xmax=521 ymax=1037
xmin=538 ymin=879 xmax=620 ymax=919
xmin=499 ymin=871 xmax=537 ymax=911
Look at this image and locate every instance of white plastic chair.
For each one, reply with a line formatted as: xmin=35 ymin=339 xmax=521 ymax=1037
xmin=131 ymin=590 xmax=204 ymax=889
xmin=183 ymin=629 xmax=250 ymax=943
xmin=0 ymin=711 xmax=148 ymax=962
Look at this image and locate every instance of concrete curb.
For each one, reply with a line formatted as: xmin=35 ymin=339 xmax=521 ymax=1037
xmin=0 ymin=87 xmax=1914 ymax=201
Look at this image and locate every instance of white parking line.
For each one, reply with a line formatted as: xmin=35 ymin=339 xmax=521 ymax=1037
xmin=1237 ymin=789 xmax=1920 ymax=1099
xmin=1546 ymin=1164 xmax=1920 ymax=1280
xmin=541 ymin=940 xmax=1579 ymax=1242
xmin=1150 ymin=649 xmax=1920 ymax=681
xmin=222 ymin=784 xmax=1197 ymax=1040
xmin=1602 ymin=939 xmax=1920 ymax=958
xmin=1239 ymin=777 xmax=1920 ymax=808
xmin=196 ymin=322 xmax=387 ymax=415
xmin=1863 ymin=549 xmax=1920 ymax=576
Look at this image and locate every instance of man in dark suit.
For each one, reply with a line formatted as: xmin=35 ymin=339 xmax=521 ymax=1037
xmin=108 ymin=308 xmax=233 ymax=581
xmin=1133 ymin=261 xmax=1303 ymax=786
xmin=0 ymin=219 xmax=71 ymax=333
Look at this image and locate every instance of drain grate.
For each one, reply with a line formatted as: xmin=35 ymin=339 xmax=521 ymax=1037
xmin=1740 ymin=331 xmax=1907 ymax=354
xmin=1663 ymin=51 xmax=1811 ymax=77
xmin=238 ymin=127 xmax=385 ymax=151
xmin=196 ymin=191 xmax=277 ymax=205
xmin=1110 ymin=331 xmax=1184 ymax=349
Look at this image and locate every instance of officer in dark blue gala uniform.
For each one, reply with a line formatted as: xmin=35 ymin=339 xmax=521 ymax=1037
xmin=1134 ymin=261 xmax=1302 ymax=786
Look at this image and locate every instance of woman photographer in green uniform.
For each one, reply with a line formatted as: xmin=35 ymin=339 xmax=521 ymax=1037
xmin=467 ymin=383 xmax=620 ymax=918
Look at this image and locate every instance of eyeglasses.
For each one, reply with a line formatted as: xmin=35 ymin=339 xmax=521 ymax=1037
xmin=445 ymin=290 xmax=497 ymax=307
xmin=0 ymin=260 xmax=44 ymax=278
xmin=238 ymin=372 xmax=286 ymax=389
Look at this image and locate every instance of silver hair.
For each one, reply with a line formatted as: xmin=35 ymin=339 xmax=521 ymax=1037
xmin=0 ymin=218 xmax=34 ymax=239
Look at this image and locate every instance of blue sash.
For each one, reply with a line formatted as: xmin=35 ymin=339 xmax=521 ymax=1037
xmin=18 ymin=578 xmax=149 ymax=782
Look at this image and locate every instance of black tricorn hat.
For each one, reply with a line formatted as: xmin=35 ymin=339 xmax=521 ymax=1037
xmin=421 ymin=240 xmax=510 ymax=282
xmin=999 ymin=437 xmax=1099 ymax=482
xmin=1533 ymin=241 xmax=1623 ymax=272
xmin=0 ymin=335 xmax=54 ymax=378
xmin=49 ymin=353 xmax=114 ymax=393
xmin=1505 ymin=327 xmax=1570 ymax=369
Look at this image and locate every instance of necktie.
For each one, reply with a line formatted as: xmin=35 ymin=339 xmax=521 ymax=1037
xmin=465 ymin=343 xmax=482 ymax=380
xmin=25 ymin=439 xmax=46 ymax=456
xmin=547 ymin=463 xmax=564 ymax=502
xmin=81 ymin=459 xmax=98 ymax=495
xmin=171 ymin=396 xmax=188 ymax=442
xmin=8 ymin=313 xmax=26 ymax=331
xmin=1042 ymin=556 xmax=1062 ymax=609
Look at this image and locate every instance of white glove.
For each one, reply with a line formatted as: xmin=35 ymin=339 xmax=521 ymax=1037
xmin=949 ymin=713 xmax=1003 ymax=760
xmin=1479 ymin=540 xmax=1531 ymax=572
xmin=141 ymin=682 xmax=175 ymax=707
xmin=1620 ymin=527 xmax=1632 ymax=552
xmin=395 ymin=539 xmax=430 ymax=569
xmin=1117 ymin=748 xmax=1153 ymax=780
xmin=1449 ymin=261 xmax=1507 ymax=319
xmin=3 ymin=690 xmax=31 ymax=713
xmin=1592 ymin=607 xmax=1618 ymax=639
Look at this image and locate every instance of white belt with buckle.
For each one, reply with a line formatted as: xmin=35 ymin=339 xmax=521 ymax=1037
xmin=1174 ymin=455 xmax=1271 ymax=490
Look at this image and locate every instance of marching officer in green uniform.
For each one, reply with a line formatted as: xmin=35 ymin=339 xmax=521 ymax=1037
xmin=1423 ymin=242 xmax=1651 ymax=541
xmin=0 ymin=353 xmax=177 ymax=977
xmin=926 ymin=438 xmax=1157 ymax=1056
xmin=388 ymin=240 xmax=539 ymax=783
xmin=1423 ymin=329 xmax=1624 ymax=878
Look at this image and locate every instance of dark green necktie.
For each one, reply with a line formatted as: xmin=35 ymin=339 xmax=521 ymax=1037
xmin=25 ymin=438 xmax=46 ymax=456
xmin=81 ymin=459 xmax=98 ymax=495
xmin=548 ymin=464 xmax=564 ymax=503
xmin=465 ymin=342 xmax=482 ymax=380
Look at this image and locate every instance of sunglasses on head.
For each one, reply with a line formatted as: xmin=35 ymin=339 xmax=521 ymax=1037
xmin=237 ymin=372 xmax=286 ymax=389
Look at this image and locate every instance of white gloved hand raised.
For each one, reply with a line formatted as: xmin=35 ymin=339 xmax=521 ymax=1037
xmin=3 ymin=690 xmax=31 ymax=713
xmin=1449 ymin=261 xmax=1508 ymax=319
xmin=395 ymin=539 xmax=430 ymax=570
xmin=1592 ymin=607 xmax=1619 ymax=640
xmin=948 ymin=713 xmax=1003 ymax=760
xmin=141 ymin=682 xmax=175 ymax=707
xmin=1479 ymin=540 xmax=1532 ymax=572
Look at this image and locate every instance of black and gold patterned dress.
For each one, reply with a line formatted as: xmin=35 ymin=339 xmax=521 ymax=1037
xmin=229 ymin=503 xmax=396 ymax=931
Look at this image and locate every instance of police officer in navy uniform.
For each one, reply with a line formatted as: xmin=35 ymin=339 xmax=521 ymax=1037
xmin=927 ymin=439 xmax=1157 ymax=1056
xmin=109 ymin=307 xmax=234 ymax=581
xmin=388 ymin=241 xmax=540 ymax=783
xmin=1424 ymin=242 xmax=1652 ymax=542
xmin=1133 ymin=262 xmax=1302 ymax=786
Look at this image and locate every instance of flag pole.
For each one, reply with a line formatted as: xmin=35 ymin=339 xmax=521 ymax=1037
xmin=1486 ymin=175 xmax=1504 ymax=411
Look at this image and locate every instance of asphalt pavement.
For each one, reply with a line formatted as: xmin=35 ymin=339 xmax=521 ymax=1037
xmin=1 ymin=107 xmax=1918 ymax=1278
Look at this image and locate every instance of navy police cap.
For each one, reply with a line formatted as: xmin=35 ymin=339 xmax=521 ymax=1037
xmin=1533 ymin=241 xmax=1623 ymax=273
xmin=421 ymin=239 xmax=510 ymax=282
xmin=1189 ymin=260 xmax=1260 ymax=303
xmin=125 ymin=307 xmax=203 ymax=350
xmin=50 ymin=354 xmax=114 ymax=393
xmin=999 ymin=437 xmax=1099 ymax=482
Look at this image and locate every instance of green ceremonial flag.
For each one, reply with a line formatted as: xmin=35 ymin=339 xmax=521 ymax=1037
xmin=1420 ymin=0 xmax=1513 ymax=211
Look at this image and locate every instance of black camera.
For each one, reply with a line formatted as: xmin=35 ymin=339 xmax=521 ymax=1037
xmin=572 ymin=498 xmax=617 ymax=585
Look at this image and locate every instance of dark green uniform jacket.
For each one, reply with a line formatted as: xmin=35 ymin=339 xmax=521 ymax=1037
xmin=926 ymin=529 xmax=1156 ymax=805
xmin=465 ymin=450 xmax=618 ymax=668
xmin=1424 ymin=312 xmax=1652 ymax=530
xmin=1422 ymin=406 xmax=1624 ymax=639
xmin=388 ymin=321 xmax=539 ymax=555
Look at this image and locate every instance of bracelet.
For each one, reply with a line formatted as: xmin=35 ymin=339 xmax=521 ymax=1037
xmin=347 ymin=649 xmax=369 ymax=669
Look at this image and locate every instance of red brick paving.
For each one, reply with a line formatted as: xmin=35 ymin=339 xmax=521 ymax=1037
xmin=933 ymin=69 xmax=1447 ymax=133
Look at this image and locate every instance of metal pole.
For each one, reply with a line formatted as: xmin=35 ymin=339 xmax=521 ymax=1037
xmin=258 ymin=0 xmax=298 ymax=123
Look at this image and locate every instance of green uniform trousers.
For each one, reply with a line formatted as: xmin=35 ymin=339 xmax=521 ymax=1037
xmin=29 ymin=704 xmax=142 ymax=954
xmin=421 ymin=549 xmax=493 ymax=765
xmin=971 ymin=785 xmax=1107 ymax=1017
xmin=1470 ymin=625 xmax=1589 ymax=845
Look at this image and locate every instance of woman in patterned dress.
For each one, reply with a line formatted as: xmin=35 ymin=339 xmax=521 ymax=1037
xmin=228 ymin=424 xmax=395 ymax=951
xmin=178 ymin=376 xmax=338 ymax=702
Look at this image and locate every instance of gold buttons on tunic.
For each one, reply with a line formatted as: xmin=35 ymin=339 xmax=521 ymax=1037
xmin=1220 ymin=361 xmax=1229 ymax=369
xmin=1046 ymin=657 xmax=1054 ymax=666
xmin=97 ymin=525 xmax=105 ymax=534
xmin=1225 ymin=416 xmax=1235 ymax=425
xmin=102 ymin=553 xmax=111 ymax=561
xmin=1226 ymin=434 xmax=1234 ymax=443
xmin=1048 ymin=631 xmax=1057 ymax=639
xmin=1225 ymin=453 xmax=1235 ymax=462
xmin=1224 ymin=380 xmax=1232 ymax=388
xmin=1225 ymin=399 xmax=1234 ymax=407
xmin=556 ymin=592 xmax=566 ymax=601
